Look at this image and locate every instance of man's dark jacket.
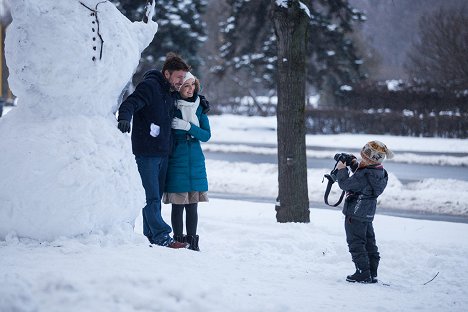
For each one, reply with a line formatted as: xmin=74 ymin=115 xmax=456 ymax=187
xmin=337 ymin=165 xmax=388 ymax=222
xmin=118 ymin=70 xmax=176 ymax=156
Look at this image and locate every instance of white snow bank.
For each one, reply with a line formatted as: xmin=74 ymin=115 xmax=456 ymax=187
xmin=203 ymin=143 xmax=468 ymax=166
xmin=207 ymin=160 xmax=468 ymax=216
xmin=209 ymin=114 xmax=468 ymax=154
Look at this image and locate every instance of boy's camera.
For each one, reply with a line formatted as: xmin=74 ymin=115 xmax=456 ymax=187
xmin=322 ymin=152 xmax=358 ymax=207
xmin=334 ymin=153 xmax=356 ymax=167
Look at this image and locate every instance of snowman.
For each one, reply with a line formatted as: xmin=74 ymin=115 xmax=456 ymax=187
xmin=0 ymin=0 xmax=158 ymax=241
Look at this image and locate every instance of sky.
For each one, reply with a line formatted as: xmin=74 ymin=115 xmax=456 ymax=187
xmin=1 ymin=1 xmax=468 ymax=311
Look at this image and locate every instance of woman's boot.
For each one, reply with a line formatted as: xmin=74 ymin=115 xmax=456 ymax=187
xmin=186 ymin=235 xmax=200 ymax=251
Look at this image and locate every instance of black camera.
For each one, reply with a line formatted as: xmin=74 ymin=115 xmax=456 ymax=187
xmin=334 ymin=153 xmax=357 ymax=167
xmin=325 ymin=153 xmax=358 ymax=183
xmin=322 ymin=153 xmax=358 ymax=207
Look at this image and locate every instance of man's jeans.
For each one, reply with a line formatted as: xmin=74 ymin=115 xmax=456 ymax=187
xmin=135 ymin=155 xmax=172 ymax=246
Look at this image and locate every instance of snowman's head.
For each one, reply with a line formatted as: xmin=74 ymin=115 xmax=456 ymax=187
xmin=5 ymin=0 xmax=158 ymax=117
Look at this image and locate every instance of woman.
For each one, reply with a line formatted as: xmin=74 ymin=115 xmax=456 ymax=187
xmin=163 ymin=72 xmax=211 ymax=251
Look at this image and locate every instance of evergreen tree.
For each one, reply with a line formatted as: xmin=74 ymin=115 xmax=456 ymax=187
xmin=217 ymin=0 xmax=365 ymax=97
xmin=110 ymin=0 xmax=207 ymax=82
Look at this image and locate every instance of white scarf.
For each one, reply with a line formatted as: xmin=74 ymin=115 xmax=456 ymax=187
xmin=176 ymin=97 xmax=200 ymax=127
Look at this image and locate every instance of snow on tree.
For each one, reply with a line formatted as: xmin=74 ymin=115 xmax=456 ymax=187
xmin=110 ymin=0 xmax=207 ymax=81
xmin=0 ymin=0 xmax=158 ymax=240
xmin=216 ymin=0 xmax=366 ymax=95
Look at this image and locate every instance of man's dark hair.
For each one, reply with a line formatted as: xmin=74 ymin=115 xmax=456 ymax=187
xmin=162 ymin=52 xmax=191 ymax=74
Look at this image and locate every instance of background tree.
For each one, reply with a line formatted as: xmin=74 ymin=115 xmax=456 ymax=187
xmin=110 ymin=0 xmax=207 ymax=83
xmin=404 ymin=5 xmax=468 ymax=90
xmin=272 ymin=1 xmax=309 ymax=223
xmin=216 ymin=0 xmax=365 ymax=103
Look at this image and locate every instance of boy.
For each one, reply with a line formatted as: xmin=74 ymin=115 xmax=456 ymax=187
xmin=336 ymin=140 xmax=394 ymax=283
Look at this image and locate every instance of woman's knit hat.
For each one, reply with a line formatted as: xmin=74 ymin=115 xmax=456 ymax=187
xmin=178 ymin=72 xmax=195 ymax=91
xmin=360 ymin=140 xmax=394 ymax=164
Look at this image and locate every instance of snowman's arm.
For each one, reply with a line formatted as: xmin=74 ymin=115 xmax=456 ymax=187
xmin=117 ymin=81 xmax=154 ymax=121
xmin=143 ymin=0 xmax=156 ymax=23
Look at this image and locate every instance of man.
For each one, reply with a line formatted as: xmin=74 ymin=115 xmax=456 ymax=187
xmin=117 ymin=53 xmax=190 ymax=248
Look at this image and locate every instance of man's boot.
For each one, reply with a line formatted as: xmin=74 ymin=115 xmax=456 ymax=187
xmin=167 ymin=240 xmax=189 ymax=249
xmin=186 ymin=235 xmax=200 ymax=251
xmin=173 ymin=234 xmax=186 ymax=243
xmin=167 ymin=235 xmax=189 ymax=249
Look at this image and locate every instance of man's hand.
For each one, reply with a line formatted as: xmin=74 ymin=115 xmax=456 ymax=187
xmin=199 ymin=95 xmax=210 ymax=114
xmin=117 ymin=120 xmax=131 ymax=133
xmin=336 ymin=161 xmax=347 ymax=170
xmin=171 ymin=117 xmax=191 ymax=131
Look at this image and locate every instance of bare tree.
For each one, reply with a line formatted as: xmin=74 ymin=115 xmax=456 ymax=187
xmin=405 ymin=6 xmax=468 ymax=89
xmin=272 ymin=1 xmax=309 ymax=223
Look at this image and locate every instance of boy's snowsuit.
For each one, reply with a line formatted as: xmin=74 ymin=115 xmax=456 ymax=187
xmin=337 ymin=164 xmax=388 ymax=279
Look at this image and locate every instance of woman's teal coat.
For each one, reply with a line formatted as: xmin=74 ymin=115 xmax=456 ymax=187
xmin=165 ymin=99 xmax=210 ymax=193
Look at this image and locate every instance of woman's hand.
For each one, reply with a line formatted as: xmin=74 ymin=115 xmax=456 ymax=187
xmin=171 ymin=117 xmax=191 ymax=131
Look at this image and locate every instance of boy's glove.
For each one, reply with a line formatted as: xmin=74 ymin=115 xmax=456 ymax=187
xmin=350 ymin=158 xmax=359 ymax=172
xmin=171 ymin=117 xmax=191 ymax=131
xmin=336 ymin=161 xmax=347 ymax=170
xmin=117 ymin=120 xmax=131 ymax=133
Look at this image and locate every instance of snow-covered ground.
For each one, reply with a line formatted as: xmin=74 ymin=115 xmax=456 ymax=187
xmin=1 ymin=112 xmax=468 ymax=311
xmin=2 ymin=199 xmax=468 ymax=312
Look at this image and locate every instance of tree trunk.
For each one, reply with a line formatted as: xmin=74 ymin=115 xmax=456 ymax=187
xmin=272 ymin=1 xmax=309 ymax=223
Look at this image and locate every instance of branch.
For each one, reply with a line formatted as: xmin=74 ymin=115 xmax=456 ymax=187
xmin=230 ymin=75 xmax=268 ymax=116
xmin=143 ymin=0 xmax=156 ymax=24
xmin=423 ymin=272 xmax=439 ymax=285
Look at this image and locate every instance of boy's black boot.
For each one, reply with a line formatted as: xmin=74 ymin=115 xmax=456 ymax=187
xmin=346 ymin=266 xmax=372 ymax=283
xmin=186 ymin=235 xmax=200 ymax=251
xmin=369 ymin=257 xmax=379 ymax=283
xmin=369 ymin=269 xmax=378 ymax=283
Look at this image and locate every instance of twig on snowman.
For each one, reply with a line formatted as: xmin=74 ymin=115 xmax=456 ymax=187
xmin=80 ymin=1 xmax=107 ymax=61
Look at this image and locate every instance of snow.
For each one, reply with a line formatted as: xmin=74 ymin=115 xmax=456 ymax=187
xmin=1 ymin=1 xmax=468 ymax=311
xmin=299 ymin=2 xmax=311 ymax=18
xmin=340 ymin=85 xmax=353 ymax=91
xmin=208 ymin=115 xmax=468 ymax=154
xmin=386 ymin=79 xmax=404 ymax=91
xmin=205 ymin=115 xmax=468 ymax=215
xmin=275 ymin=0 xmax=311 ymax=18
xmin=1 ymin=200 xmax=468 ymax=311
xmin=2 ymin=113 xmax=468 ymax=311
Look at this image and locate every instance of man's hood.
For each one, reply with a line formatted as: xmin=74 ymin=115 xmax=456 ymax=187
xmin=143 ymin=70 xmax=171 ymax=90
